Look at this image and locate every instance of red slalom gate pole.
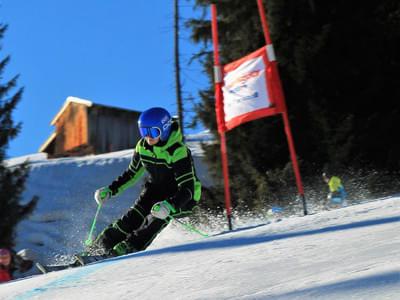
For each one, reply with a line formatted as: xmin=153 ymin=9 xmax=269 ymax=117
xmin=211 ymin=4 xmax=233 ymax=229
xmin=256 ymin=0 xmax=307 ymax=215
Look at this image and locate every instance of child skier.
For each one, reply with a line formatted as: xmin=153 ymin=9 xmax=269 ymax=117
xmin=323 ymin=172 xmax=346 ymax=207
xmin=87 ymin=107 xmax=201 ymax=258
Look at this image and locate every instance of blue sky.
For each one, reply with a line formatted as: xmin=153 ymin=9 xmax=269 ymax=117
xmin=1 ymin=0 xmax=208 ymax=158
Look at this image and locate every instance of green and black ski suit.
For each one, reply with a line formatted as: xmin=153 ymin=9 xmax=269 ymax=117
xmin=91 ymin=120 xmax=201 ymax=254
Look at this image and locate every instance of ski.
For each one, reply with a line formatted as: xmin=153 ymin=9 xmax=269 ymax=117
xmin=35 ymin=260 xmax=81 ymax=274
xmin=73 ymin=253 xmax=114 ymax=265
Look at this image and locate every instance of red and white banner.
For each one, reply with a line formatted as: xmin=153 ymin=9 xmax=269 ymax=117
xmin=219 ymin=46 xmax=285 ymax=131
xmin=211 ymin=2 xmax=306 ymax=219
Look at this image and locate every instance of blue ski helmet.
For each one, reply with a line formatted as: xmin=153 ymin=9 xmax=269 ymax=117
xmin=138 ymin=107 xmax=172 ymax=141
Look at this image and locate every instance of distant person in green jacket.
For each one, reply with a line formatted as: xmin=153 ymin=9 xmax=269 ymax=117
xmin=85 ymin=107 xmax=201 ymax=261
xmin=323 ymin=173 xmax=346 ymax=207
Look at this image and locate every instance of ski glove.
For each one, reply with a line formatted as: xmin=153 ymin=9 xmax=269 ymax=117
xmin=151 ymin=201 xmax=176 ymax=219
xmin=94 ymin=187 xmax=112 ymax=206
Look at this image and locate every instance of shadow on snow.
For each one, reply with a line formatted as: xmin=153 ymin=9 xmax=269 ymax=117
xmin=272 ymin=270 xmax=400 ymax=298
xmin=112 ymin=215 xmax=400 ymax=261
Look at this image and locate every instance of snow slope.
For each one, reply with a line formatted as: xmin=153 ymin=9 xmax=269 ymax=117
xmin=1 ymin=196 xmax=399 ymax=299
xmin=1 ymin=131 xmax=400 ymax=299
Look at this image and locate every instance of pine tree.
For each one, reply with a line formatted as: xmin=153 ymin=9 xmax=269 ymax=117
xmin=0 ymin=23 xmax=38 ymax=250
xmin=187 ymin=0 xmax=400 ymax=212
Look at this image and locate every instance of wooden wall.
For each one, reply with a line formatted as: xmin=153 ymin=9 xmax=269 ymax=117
xmin=54 ymin=102 xmax=89 ymax=156
xmin=87 ymin=105 xmax=141 ymax=154
xmin=49 ymin=102 xmax=141 ymax=157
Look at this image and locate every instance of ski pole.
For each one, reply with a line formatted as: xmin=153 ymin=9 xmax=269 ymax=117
xmin=168 ymin=215 xmax=209 ymax=237
xmin=85 ymin=204 xmax=102 ymax=245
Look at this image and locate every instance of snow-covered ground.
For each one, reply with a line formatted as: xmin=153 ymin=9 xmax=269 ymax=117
xmin=1 ymin=131 xmax=400 ymax=299
xmin=1 ymin=196 xmax=399 ymax=299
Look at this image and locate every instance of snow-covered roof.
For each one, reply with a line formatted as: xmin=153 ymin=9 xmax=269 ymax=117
xmin=38 ymin=132 xmax=56 ymax=153
xmin=50 ymin=96 xmax=93 ymax=125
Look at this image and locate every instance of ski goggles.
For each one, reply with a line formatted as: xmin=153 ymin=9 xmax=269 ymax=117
xmin=139 ymin=126 xmax=161 ymax=139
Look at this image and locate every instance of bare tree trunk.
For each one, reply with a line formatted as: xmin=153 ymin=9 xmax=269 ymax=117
xmin=174 ymin=0 xmax=184 ymax=140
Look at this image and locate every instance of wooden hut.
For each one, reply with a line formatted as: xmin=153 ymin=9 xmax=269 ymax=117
xmin=39 ymin=97 xmax=141 ymax=158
